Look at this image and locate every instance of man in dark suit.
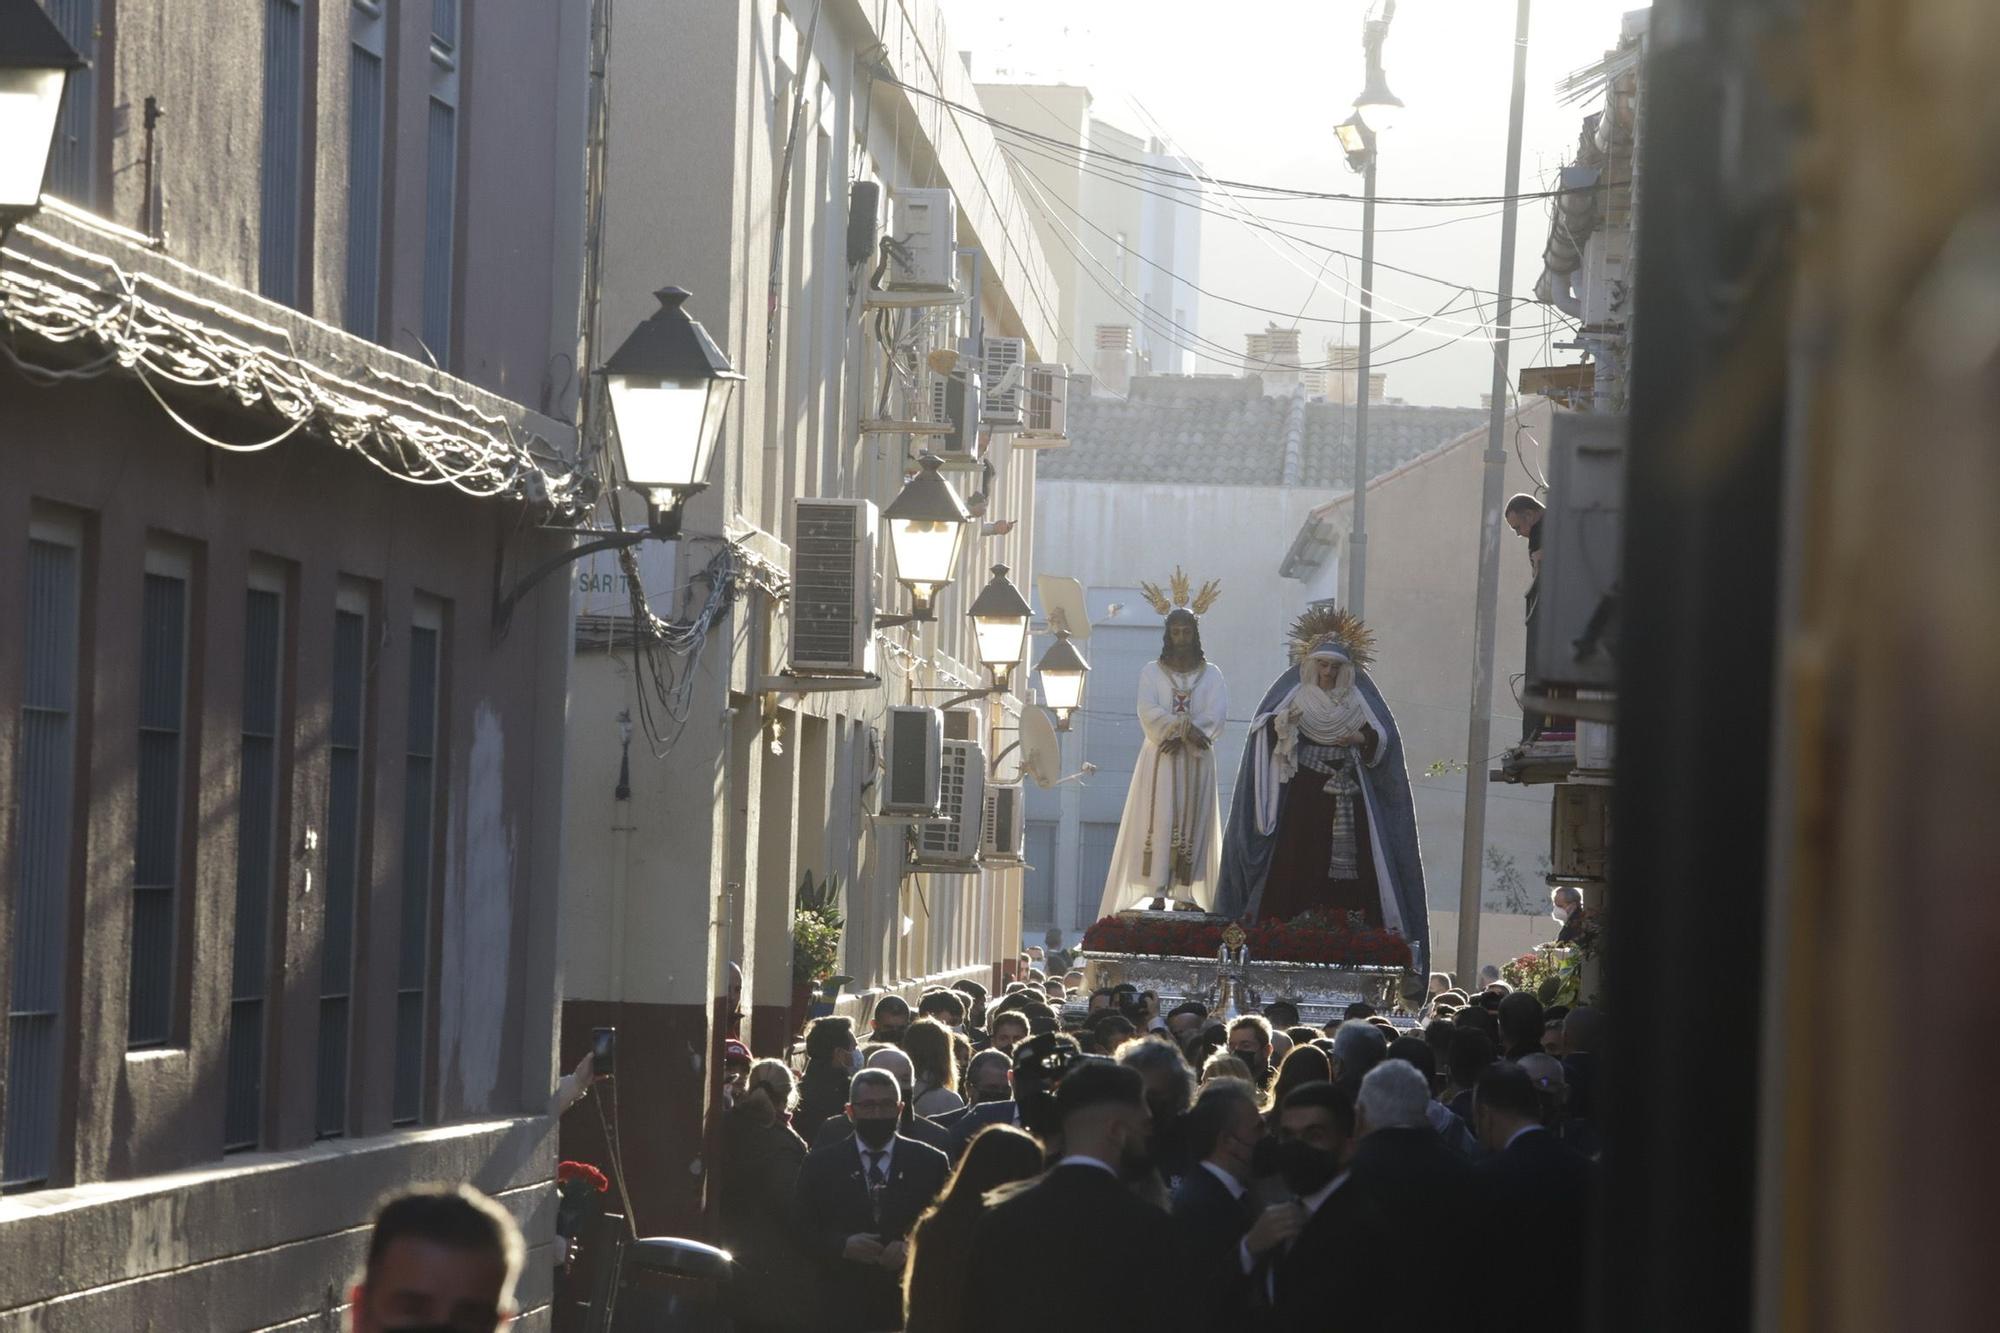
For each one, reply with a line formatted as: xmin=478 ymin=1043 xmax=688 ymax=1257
xmin=930 ymin=1049 xmax=1014 ymax=1149
xmin=1264 ymin=1081 xmax=1393 ymax=1333
xmin=811 ymin=1047 xmax=955 ymax=1157
xmin=1172 ymin=1077 xmax=1300 ymax=1329
xmin=966 ymin=1060 xmax=1192 ymax=1333
xmin=1474 ymin=1061 xmax=1595 ymax=1333
xmin=793 ymin=1068 xmax=950 ymax=1333
xmin=1346 ymin=1059 xmax=1482 ymax=1321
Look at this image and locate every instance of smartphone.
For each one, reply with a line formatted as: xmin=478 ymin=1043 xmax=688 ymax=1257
xmin=591 ymin=1026 xmax=616 ymax=1077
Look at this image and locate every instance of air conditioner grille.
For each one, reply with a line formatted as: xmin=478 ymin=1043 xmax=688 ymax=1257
xmin=919 ymin=744 xmax=973 ymax=858
xmin=794 ymin=504 xmax=859 ymax=667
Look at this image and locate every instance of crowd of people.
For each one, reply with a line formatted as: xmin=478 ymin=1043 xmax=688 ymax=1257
xmin=338 ymin=962 xmax=1597 ymax=1331
xmin=707 ymin=962 xmax=1602 ymax=1333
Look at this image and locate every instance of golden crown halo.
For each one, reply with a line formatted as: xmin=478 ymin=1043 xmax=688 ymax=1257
xmin=1139 ymin=566 xmax=1222 ymax=618
xmin=1286 ymin=603 xmax=1376 ymax=672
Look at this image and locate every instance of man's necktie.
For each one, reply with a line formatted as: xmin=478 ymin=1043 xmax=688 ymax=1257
xmin=864 ymin=1150 xmax=888 ymax=1228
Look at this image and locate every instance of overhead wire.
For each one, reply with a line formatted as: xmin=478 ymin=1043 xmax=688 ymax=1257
xmin=878 ymin=73 xmax=1609 ymax=207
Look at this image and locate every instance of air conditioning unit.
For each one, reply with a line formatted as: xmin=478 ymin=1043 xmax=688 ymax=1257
xmin=926 ymin=364 xmax=980 ymax=463
xmin=880 ymin=706 xmax=944 ymax=816
xmin=886 ymin=188 xmax=958 ymax=292
xmin=979 ymin=337 xmax=1026 ymax=428
xmin=980 ymin=783 xmax=1026 ymax=864
xmin=915 ymin=739 xmax=986 ymax=870
xmin=789 ymin=499 xmax=879 ymax=675
xmin=942 ymin=707 xmax=982 ymax=742
xmin=1014 ymin=363 xmax=1070 ymax=447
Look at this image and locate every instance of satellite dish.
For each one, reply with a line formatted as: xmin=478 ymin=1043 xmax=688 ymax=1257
xmin=1020 ymin=704 xmax=1064 ymax=789
xmin=1036 ymin=574 xmax=1090 ymax=641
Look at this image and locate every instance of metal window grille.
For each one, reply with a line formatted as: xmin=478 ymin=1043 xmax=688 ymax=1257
xmin=130 ymin=571 xmax=190 ymax=1048
xmin=41 ymin=0 xmax=97 ymax=205
xmin=1076 ymin=822 xmax=1120 ymax=930
xmin=431 ymin=0 xmax=458 ymax=51
xmin=392 ymin=619 xmax=440 ymax=1125
xmin=344 ymin=3 xmax=388 ymax=340
xmin=318 ymin=605 xmax=368 ymax=1137
xmin=1022 ymin=821 xmax=1057 ymax=926
xmin=224 ymin=585 xmax=285 ymax=1150
xmin=4 ymin=536 xmax=82 ymax=1188
xmin=421 ymin=1 xmax=461 ymax=365
xmin=259 ymin=0 xmax=306 ymax=306
xmin=421 ymin=97 xmax=457 ymax=365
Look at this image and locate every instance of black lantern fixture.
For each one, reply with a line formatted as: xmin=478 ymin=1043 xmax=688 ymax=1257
xmin=1353 ymin=3 xmax=1403 ymax=134
xmin=602 ymin=286 xmax=743 ymax=538
xmin=1033 ymin=628 xmax=1090 ymax=730
xmin=967 ymin=564 xmax=1034 ymax=689
xmin=0 ymin=0 xmax=88 ymax=233
xmin=881 ymin=452 xmax=971 ymax=624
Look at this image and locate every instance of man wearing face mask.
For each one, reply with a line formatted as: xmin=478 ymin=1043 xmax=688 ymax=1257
xmin=1228 ymin=1015 xmax=1276 ymax=1093
xmin=795 ymin=1016 xmax=858 ymax=1144
xmin=1117 ymin=1034 xmax=1197 ymax=1193
xmin=965 ymin=1060 xmax=1193 ymax=1333
xmin=1262 ymin=1081 xmax=1392 ymax=1332
xmin=794 ymin=1068 xmax=950 ymax=1332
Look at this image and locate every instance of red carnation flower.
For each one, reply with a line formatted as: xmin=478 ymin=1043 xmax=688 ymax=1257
xmin=558 ymin=1160 xmax=610 ymax=1193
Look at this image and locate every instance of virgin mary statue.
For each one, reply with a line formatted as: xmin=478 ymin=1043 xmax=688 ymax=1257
xmin=1214 ymin=606 xmax=1430 ymax=974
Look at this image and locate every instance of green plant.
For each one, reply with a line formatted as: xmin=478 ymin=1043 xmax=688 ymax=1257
xmin=793 ymin=871 xmax=847 ymax=988
xmin=797 ymin=870 xmax=845 ymax=931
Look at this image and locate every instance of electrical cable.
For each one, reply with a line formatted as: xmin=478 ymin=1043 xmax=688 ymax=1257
xmin=880 ymin=73 xmax=1614 ymax=207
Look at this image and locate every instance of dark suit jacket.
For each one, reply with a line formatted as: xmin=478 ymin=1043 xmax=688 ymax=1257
xmin=944 ymin=1098 xmax=1022 ymax=1156
xmin=1171 ymin=1165 xmax=1255 ymax=1328
xmin=1346 ymin=1127 xmax=1481 ymax=1321
xmin=794 ymin=1062 xmax=851 ymax=1146
xmin=967 ymin=1164 xmax=1193 ymax=1333
xmin=794 ymin=1132 xmax=951 ymax=1333
xmin=1478 ymin=1128 xmax=1594 ymax=1333
xmin=1268 ymin=1175 xmax=1393 ymax=1333
xmin=812 ymin=1106 xmax=956 ymax=1158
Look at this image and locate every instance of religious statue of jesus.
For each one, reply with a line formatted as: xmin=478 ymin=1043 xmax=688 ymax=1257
xmin=1096 ymin=570 xmax=1228 ymax=916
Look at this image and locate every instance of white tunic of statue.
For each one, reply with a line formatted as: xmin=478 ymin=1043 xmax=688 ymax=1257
xmin=1097 ymin=659 xmax=1229 ymax=915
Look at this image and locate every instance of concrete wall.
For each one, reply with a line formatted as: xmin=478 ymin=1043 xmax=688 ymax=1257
xmin=0 ymin=361 xmax=571 ymax=1324
xmin=100 ymin=0 xmax=584 ymax=411
xmin=1287 ymin=402 xmax=1556 ymax=940
xmin=560 ymin=0 xmax=1054 ymax=1240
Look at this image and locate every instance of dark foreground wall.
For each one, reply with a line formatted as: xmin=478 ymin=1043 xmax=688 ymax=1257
xmin=0 ymin=371 xmax=572 ymax=1325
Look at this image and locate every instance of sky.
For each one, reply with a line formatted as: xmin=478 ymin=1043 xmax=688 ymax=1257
xmin=938 ymin=0 xmax=1649 ymax=408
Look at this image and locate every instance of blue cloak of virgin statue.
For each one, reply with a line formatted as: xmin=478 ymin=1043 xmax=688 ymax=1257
xmin=1213 ymin=633 xmax=1431 ymax=979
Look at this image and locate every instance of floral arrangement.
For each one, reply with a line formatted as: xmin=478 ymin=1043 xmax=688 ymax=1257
xmin=555 ymin=1159 xmax=611 ymax=1259
xmin=1080 ymin=909 xmax=1411 ymax=969
xmin=1503 ymin=941 xmax=1596 ymax=1008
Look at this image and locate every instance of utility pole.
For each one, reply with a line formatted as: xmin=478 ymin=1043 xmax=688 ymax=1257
xmin=1347 ymin=140 xmax=1377 ymax=618
xmin=1455 ymin=0 xmax=1532 ymax=984
xmin=1344 ymin=1 xmax=1400 ymax=618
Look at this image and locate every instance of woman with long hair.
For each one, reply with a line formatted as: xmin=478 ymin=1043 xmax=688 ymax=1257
xmin=903 ymin=1124 xmax=1045 ymax=1332
xmin=902 ymin=1017 xmax=965 ymax=1117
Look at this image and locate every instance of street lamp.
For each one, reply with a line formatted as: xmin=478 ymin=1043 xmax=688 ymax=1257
xmin=1334 ymin=114 xmax=1372 ymax=174
xmin=882 ymin=452 xmax=971 ymax=624
xmin=1353 ymin=2 xmax=1404 ymax=133
xmin=1033 ymin=629 xmax=1090 ymax=730
xmin=0 ymin=0 xmax=88 ymax=233
xmin=602 ymin=286 xmax=744 ymax=538
xmin=967 ymin=564 xmax=1034 ymax=689
xmin=491 ymin=284 xmax=744 ymax=629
